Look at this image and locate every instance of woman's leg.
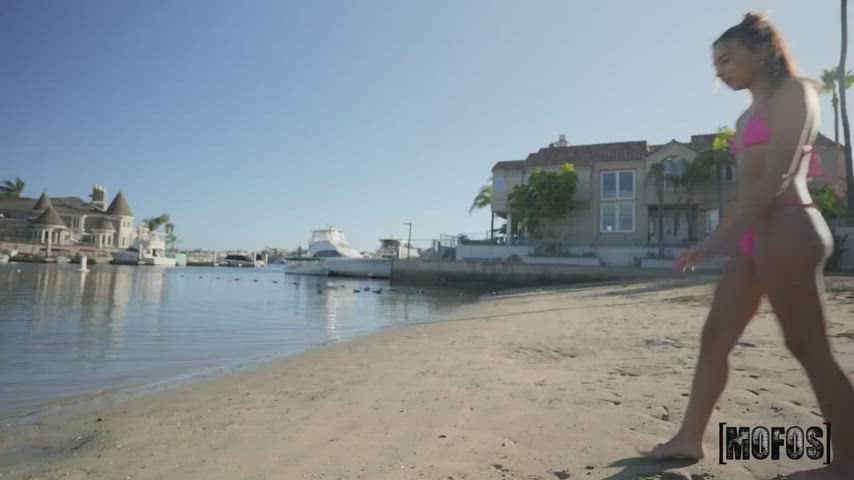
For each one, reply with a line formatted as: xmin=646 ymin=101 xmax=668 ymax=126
xmin=758 ymin=248 xmax=854 ymax=478
xmin=646 ymin=255 xmax=763 ymax=460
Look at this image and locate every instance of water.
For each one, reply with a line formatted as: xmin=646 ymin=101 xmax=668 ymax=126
xmin=0 ymin=263 xmax=478 ymax=419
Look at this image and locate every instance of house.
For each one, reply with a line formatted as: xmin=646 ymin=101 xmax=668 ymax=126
xmin=488 ymin=133 xmax=845 ymax=265
xmin=0 ymin=184 xmax=137 ymax=251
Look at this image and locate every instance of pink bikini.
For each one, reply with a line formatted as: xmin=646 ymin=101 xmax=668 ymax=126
xmin=729 ymin=104 xmax=824 ymax=257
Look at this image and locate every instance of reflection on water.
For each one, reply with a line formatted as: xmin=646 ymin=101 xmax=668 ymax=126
xmin=0 ymin=264 xmax=475 ymax=418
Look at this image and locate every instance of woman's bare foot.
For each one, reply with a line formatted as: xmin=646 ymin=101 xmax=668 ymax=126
xmin=642 ymin=435 xmax=704 ymax=461
xmin=787 ymin=465 xmax=854 ymax=480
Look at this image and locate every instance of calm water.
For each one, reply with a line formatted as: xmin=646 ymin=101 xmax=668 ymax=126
xmin=0 ymin=263 xmax=477 ymax=419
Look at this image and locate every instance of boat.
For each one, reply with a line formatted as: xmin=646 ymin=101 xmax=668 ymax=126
xmin=285 ymin=227 xmax=395 ymax=278
xmin=374 ymin=236 xmax=419 ymax=260
xmin=283 ymin=256 xmax=330 ymax=276
xmin=307 ymin=227 xmax=364 ymax=258
xmin=0 ymin=254 xmax=9 ymax=264
xmin=220 ymin=251 xmax=264 ymax=268
xmin=285 ymin=227 xmax=361 ymax=276
xmin=325 ymin=256 xmax=391 ymax=278
xmin=111 ymin=230 xmax=178 ymax=266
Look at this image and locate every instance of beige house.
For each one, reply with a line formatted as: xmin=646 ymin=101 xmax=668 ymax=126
xmin=491 ymin=133 xmax=845 ymax=251
xmin=0 ymin=184 xmax=137 ymax=251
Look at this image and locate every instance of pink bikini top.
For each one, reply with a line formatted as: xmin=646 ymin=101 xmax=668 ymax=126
xmin=729 ymin=105 xmax=826 ymax=178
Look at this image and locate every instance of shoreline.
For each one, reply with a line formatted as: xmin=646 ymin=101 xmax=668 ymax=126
xmin=3 ymin=275 xmax=854 ymax=479
xmin=0 ymin=286 xmax=493 ymax=426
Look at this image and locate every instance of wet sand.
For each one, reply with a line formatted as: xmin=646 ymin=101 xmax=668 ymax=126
xmin=3 ymin=275 xmax=854 ymax=480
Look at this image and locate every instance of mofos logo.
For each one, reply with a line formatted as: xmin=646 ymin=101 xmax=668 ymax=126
xmin=718 ymin=423 xmax=831 ymax=465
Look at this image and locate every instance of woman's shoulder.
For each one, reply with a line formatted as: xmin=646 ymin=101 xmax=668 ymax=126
xmin=776 ymin=77 xmax=821 ymax=100
xmin=769 ymin=77 xmax=820 ymax=113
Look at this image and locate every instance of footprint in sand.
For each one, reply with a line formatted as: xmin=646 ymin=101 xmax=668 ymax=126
xmin=832 ymin=331 xmax=854 ymax=341
xmin=635 ymin=474 xmax=709 ymax=480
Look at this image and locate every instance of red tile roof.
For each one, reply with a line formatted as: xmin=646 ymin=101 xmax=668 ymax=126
xmin=492 ymin=141 xmax=648 ymax=171
xmin=492 ymin=160 xmax=525 ymax=170
xmin=492 ymin=131 xmax=841 ymax=171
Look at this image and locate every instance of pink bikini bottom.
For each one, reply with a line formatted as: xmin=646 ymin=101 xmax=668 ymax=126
xmin=739 ymin=202 xmax=817 ymax=257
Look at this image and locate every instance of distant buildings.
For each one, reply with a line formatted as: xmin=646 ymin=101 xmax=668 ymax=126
xmin=0 ymin=184 xmax=137 ymax=250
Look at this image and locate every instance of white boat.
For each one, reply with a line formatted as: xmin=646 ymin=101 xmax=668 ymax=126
xmin=220 ymin=251 xmax=264 ymax=268
xmin=112 ymin=231 xmax=178 ymax=266
xmin=286 ymin=227 xmax=393 ymax=278
xmin=374 ymin=236 xmax=419 ymax=260
xmin=325 ymin=256 xmax=391 ymax=278
xmin=307 ymin=227 xmax=364 ymax=258
xmin=284 ymin=256 xmax=330 ymax=276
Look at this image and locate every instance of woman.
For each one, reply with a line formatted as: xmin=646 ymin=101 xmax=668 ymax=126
xmin=645 ymin=13 xmax=854 ymax=478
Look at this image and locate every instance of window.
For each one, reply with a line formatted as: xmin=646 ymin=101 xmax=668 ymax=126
xmin=522 ymin=173 xmax=530 ymax=185
xmin=494 ymin=176 xmax=506 ymax=193
xmin=601 ymin=170 xmax=635 ymax=199
xmin=722 ymin=165 xmax=736 ymax=182
xmin=600 ymin=170 xmax=635 ymax=232
xmin=706 ymin=209 xmax=720 ymax=233
xmin=600 ymin=203 xmax=635 ymax=232
xmin=664 ymin=159 xmax=685 ymax=189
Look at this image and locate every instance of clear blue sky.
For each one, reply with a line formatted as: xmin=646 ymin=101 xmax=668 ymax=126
xmin=1 ymin=0 xmax=850 ymax=251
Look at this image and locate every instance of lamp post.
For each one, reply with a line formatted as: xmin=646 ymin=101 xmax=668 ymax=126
xmin=403 ymin=222 xmax=412 ymax=259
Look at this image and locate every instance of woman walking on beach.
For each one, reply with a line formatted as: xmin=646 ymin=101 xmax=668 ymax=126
xmin=645 ymin=12 xmax=854 ymax=479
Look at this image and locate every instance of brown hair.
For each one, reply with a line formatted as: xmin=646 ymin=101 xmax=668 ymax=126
xmin=714 ymin=12 xmax=801 ymax=86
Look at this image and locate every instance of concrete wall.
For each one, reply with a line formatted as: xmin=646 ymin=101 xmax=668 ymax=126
xmin=451 ymin=243 xmax=727 ymax=269
xmin=390 ymin=258 xmax=678 ymax=288
xmin=455 ymin=244 xmax=532 ymax=261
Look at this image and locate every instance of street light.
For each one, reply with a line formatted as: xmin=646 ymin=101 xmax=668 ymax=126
xmin=403 ymin=222 xmax=412 ymax=259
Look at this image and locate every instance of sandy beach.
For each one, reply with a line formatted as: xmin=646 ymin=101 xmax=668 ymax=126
xmin=3 ymin=275 xmax=854 ymax=480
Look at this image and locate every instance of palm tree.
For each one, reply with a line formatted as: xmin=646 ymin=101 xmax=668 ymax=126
xmin=646 ymin=160 xmax=669 ymax=257
xmin=821 ymin=66 xmax=854 ymax=146
xmin=143 ymin=214 xmax=171 ymax=232
xmin=841 ymin=0 xmax=854 ymax=225
xmin=165 ymin=223 xmax=177 ymax=250
xmin=671 ymin=158 xmax=715 ymax=241
xmin=696 ymin=127 xmax=736 ymax=218
xmin=0 ymin=177 xmax=25 ymax=198
xmin=469 ymin=179 xmax=494 ymax=239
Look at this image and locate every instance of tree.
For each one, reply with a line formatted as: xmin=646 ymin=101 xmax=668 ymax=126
xmin=841 ymin=0 xmax=854 ymax=224
xmin=507 ymin=163 xmax=579 ymax=239
xmin=469 ymin=179 xmax=495 ymax=239
xmin=0 ymin=177 xmax=25 ymax=198
xmin=695 ymin=127 xmax=736 ymax=218
xmin=645 ymin=159 xmax=669 ymax=257
xmin=143 ymin=214 xmax=170 ymax=232
xmin=812 ymin=183 xmax=845 ymax=220
xmin=164 ymin=222 xmax=178 ymax=250
xmin=821 ymin=67 xmax=854 ymax=145
xmin=670 ymin=158 xmax=715 ymax=241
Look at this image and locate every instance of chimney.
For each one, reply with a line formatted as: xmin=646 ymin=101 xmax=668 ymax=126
xmin=549 ymin=134 xmax=569 ymax=148
xmin=90 ymin=184 xmax=107 ymax=211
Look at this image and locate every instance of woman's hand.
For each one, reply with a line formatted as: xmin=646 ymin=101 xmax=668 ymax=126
xmin=673 ymin=239 xmax=719 ymax=273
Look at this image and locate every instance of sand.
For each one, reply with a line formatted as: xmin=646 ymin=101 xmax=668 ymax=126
xmin=2 ymin=275 xmax=854 ymax=480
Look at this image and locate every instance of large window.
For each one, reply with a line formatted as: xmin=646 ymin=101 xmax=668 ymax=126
xmin=600 ymin=170 xmax=635 ymax=232
xmin=706 ymin=209 xmax=720 ymax=233
xmin=494 ymin=176 xmax=506 ymax=193
xmin=601 ymin=170 xmax=635 ymax=200
xmin=664 ymin=159 xmax=684 ymax=189
xmin=722 ymin=164 xmax=736 ymax=182
xmin=601 ymin=203 xmax=635 ymax=232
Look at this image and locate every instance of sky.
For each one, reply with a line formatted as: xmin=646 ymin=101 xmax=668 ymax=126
xmin=1 ymin=0 xmax=851 ymax=252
